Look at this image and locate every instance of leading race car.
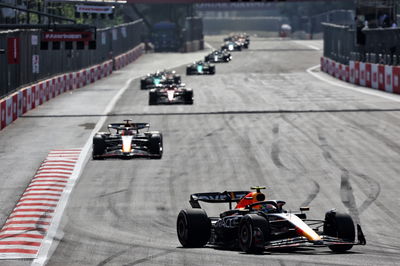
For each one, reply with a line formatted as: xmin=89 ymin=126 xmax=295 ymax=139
xmin=177 ymin=187 xmax=366 ymax=254
xmin=204 ymin=50 xmax=232 ymax=63
xmin=149 ymin=84 xmax=193 ymax=105
xmin=186 ymin=61 xmax=215 ymax=75
xmin=140 ymin=70 xmax=181 ymax=90
xmin=92 ymin=120 xmax=163 ymax=159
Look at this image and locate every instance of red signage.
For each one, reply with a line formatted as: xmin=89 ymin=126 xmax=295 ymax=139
xmin=41 ymin=32 xmax=93 ymax=42
xmin=7 ymin=37 xmax=20 ymax=64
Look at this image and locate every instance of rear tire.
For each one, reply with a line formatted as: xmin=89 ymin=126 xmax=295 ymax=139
xmin=149 ymin=90 xmax=158 ymax=105
xmin=184 ymin=89 xmax=193 ymax=105
xmin=177 ymin=209 xmax=211 ymax=248
xmin=149 ymin=133 xmax=162 ymax=159
xmin=238 ymin=214 xmax=269 ymax=254
xmin=324 ymin=211 xmax=355 ymax=252
xmin=209 ymin=66 xmax=215 ymax=75
xmin=186 ymin=67 xmax=192 ymax=75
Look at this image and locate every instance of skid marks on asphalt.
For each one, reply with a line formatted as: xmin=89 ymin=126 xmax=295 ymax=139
xmin=271 ymin=123 xmax=287 ymax=170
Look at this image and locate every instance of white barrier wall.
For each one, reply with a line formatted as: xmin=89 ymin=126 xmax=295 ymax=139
xmin=320 ymin=57 xmax=400 ymax=95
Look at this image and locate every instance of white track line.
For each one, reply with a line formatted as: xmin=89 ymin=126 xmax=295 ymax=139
xmin=307 ymin=64 xmax=400 ymax=103
xmin=293 ymin=40 xmax=321 ymax=51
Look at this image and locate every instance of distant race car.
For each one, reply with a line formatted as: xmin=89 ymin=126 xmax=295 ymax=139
xmin=92 ymin=120 xmax=163 ymax=159
xmin=204 ymin=50 xmax=232 ymax=63
xmin=140 ymin=70 xmax=181 ymax=90
xmin=177 ymin=186 xmax=366 ymax=254
xmin=221 ymin=41 xmax=242 ymax=51
xmin=186 ymin=61 xmax=215 ymax=75
xmin=224 ymin=33 xmax=250 ymax=49
xmin=149 ymin=84 xmax=193 ymax=105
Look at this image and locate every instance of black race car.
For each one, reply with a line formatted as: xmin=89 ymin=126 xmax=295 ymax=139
xmin=140 ymin=70 xmax=181 ymax=90
xmin=224 ymin=33 xmax=250 ymax=49
xmin=92 ymin=120 xmax=163 ymax=159
xmin=204 ymin=50 xmax=232 ymax=63
xmin=221 ymin=41 xmax=242 ymax=52
xmin=177 ymin=187 xmax=366 ymax=254
xmin=186 ymin=61 xmax=215 ymax=75
xmin=149 ymin=84 xmax=193 ymax=105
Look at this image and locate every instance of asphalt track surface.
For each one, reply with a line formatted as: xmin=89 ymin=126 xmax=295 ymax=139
xmin=1 ymin=36 xmax=400 ymax=265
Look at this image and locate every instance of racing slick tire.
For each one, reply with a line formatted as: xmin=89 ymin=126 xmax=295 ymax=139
xmin=209 ymin=66 xmax=216 ymax=75
xmin=186 ymin=67 xmax=192 ymax=75
xmin=204 ymin=56 xmax=209 ymax=62
xmin=238 ymin=214 xmax=270 ymax=254
xmin=140 ymin=79 xmax=147 ymax=90
xmin=149 ymin=133 xmax=163 ymax=159
xmin=184 ymin=89 xmax=193 ymax=105
xmin=323 ymin=211 xmax=355 ymax=252
xmin=92 ymin=135 xmax=106 ymax=160
xmin=149 ymin=90 xmax=158 ymax=105
xmin=177 ymin=209 xmax=211 ymax=248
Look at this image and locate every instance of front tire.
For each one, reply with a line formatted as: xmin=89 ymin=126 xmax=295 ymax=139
xmin=324 ymin=211 xmax=355 ymax=252
xmin=177 ymin=209 xmax=211 ymax=248
xmin=238 ymin=214 xmax=269 ymax=254
xmin=92 ymin=135 xmax=106 ymax=159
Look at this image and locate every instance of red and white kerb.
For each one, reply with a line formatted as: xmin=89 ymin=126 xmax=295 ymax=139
xmin=0 ymin=149 xmax=81 ymax=259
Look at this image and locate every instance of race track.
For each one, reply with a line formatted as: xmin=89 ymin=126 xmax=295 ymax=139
xmin=1 ymin=36 xmax=400 ymax=266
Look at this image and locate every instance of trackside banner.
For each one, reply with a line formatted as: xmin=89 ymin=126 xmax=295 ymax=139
xmin=42 ymin=32 xmax=93 ymax=42
xmin=76 ymin=5 xmax=113 ymax=14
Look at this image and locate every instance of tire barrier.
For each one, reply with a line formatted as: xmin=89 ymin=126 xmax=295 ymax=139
xmin=321 ymin=56 xmax=400 ymax=94
xmin=0 ymin=43 xmax=144 ymax=131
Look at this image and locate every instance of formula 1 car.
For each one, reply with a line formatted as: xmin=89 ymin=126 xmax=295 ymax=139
xmin=177 ymin=187 xmax=366 ymax=254
xmin=92 ymin=120 xmax=163 ymax=159
xmin=224 ymin=33 xmax=250 ymax=49
xmin=221 ymin=40 xmax=242 ymax=51
xmin=204 ymin=50 xmax=232 ymax=63
xmin=149 ymin=84 xmax=193 ymax=105
xmin=186 ymin=61 xmax=215 ymax=75
xmin=140 ymin=70 xmax=181 ymax=90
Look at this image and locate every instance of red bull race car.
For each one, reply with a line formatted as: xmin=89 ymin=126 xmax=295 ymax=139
xmin=149 ymin=84 xmax=193 ymax=105
xmin=92 ymin=120 xmax=163 ymax=159
xmin=177 ymin=187 xmax=366 ymax=254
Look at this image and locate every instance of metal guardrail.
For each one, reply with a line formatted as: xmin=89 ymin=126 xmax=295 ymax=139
xmin=0 ymin=19 xmax=145 ymax=98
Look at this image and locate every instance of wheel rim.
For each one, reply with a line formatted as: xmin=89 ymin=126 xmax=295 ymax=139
xmin=240 ymin=222 xmax=252 ymax=249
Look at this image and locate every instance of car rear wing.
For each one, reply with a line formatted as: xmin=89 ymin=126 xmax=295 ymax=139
xmin=108 ymin=123 xmax=150 ymax=131
xmin=190 ymin=191 xmax=250 ymax=209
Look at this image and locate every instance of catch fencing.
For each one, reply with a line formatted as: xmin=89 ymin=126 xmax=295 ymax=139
xmin=323 ymin=22 xmax=400 ymax=66
xmin=0 ymin=19 xmax=145 ymax=98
